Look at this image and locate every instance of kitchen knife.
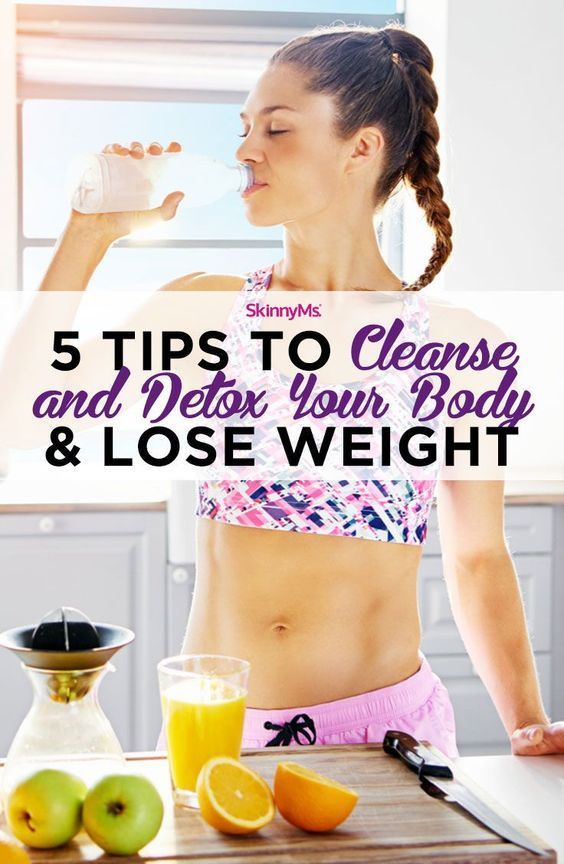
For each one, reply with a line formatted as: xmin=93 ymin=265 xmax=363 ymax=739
xmin=383 ymin=730 xmax=549 ymax=857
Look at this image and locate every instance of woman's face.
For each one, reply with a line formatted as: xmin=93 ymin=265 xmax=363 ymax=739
xmin=236 ymin=64 xmax=376 ymax=227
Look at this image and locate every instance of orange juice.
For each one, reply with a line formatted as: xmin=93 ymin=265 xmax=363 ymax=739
xmin=162 ymin=676 xmax=246 ymax=793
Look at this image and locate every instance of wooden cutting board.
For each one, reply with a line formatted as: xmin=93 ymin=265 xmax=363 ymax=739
xmin=0 ymin=744 xmax=555 ymax=863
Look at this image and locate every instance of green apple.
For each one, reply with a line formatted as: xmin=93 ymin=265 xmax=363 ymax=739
xmin=7 ymin=769 xmax=87 ymax=849
xmin=82 ymin=774 xmax=163 ymax=856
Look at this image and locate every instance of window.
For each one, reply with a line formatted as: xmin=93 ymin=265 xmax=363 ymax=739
xmin=22 ymin=99 xmax=276 ymax=242
xmin=18 ymin=1 xmax=401 ymax=10
xmin=16 ymin=2 xmax=405 ymax=293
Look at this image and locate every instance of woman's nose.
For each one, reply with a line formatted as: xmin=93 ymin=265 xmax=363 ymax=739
xmin=235 ymin=135 xmax=265 ymax=165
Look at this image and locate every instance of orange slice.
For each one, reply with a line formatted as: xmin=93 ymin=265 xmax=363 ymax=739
xmin=196 ymin=757 xmax=275 ymax=835
xmin=0 ymin=833 xmax=31 ymax=864
xmin=274 ymin=761 xmax=358 ymax=832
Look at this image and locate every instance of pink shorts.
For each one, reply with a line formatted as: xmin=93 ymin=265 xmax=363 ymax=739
xmin=241 ymin=653 xmax=459 ymax=759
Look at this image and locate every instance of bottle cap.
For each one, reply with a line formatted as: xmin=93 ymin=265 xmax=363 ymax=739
xmin=238 ymin=163 xmax=254 ymax=192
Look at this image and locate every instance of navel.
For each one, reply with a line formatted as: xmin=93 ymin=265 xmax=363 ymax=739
xmin=270 ymin=621 xmax=290 ymax=634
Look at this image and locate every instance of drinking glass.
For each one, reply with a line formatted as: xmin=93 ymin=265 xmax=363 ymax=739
xmin=158 ymin=654 xmax=250 ymax=808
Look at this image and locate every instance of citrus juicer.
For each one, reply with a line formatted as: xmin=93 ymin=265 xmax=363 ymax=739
xmin=0 ymin=606 xmax=134 ymax=800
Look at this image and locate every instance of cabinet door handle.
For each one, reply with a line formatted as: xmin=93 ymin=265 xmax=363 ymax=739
xmin=38 ymin=516 xmax=55 ymax=534
xmin=171 ymin=566 xmax=189 ymax=585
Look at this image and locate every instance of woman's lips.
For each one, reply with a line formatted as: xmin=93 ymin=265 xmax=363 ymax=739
xmin=241 ymin=182 xmax=268 ymax=198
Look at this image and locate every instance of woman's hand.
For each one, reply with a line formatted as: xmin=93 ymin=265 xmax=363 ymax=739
xmin=510 ymin=720 xmax=564 ymax=755
xmin=69 ymin=140 xmax=185 ymax=243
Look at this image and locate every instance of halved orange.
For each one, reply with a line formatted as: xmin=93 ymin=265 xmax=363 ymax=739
xmin=0 ymin=833 xmax=31 ymax=864
xmin=196 ymin=757 xmax=275 ymax=835
xmin=274 ymin=761 xmax=359 ymax=832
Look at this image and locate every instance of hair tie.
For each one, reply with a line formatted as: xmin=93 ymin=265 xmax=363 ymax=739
xmin=379 ymin=30 xmax=403 ymax=64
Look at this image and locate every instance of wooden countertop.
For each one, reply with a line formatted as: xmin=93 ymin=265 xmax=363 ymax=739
xmin=504 ymin=493 xmax=564 ymax=505
xmin=0 ymin=501 xmax=166 ymax=513
xmin=0 ymin=747 xmax=557 ymax=863
xmin=0 ymin=463 xmax=171 ymax=511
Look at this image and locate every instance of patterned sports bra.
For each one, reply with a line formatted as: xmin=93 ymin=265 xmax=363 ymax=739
xmin=196 ymin=263 xmax=439 ymax=544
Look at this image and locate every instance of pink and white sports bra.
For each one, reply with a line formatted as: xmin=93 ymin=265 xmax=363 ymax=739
xmin=196 ymin=263 xmax=438 ymax=544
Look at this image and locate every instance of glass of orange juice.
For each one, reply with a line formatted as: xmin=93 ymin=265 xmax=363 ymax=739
xmin=157 ymin=654 xmax=250 ymax=808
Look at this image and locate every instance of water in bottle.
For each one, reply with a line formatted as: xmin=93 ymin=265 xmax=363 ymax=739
xmin=67 ymin=152 xmax=254 ymax=214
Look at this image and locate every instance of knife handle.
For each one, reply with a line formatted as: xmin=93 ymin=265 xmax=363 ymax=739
xmin=383 ymin=730 xmax=454 ymax=779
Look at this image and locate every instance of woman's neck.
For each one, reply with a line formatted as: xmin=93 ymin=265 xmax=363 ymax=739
xmin=274 ymin=229 xmax=403 ymax=292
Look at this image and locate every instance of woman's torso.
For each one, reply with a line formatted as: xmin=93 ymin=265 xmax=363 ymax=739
xmin=184 ymin=519 xmax=423 ymax=708
xmin=181 ymin=263 xmax=438 ymax=708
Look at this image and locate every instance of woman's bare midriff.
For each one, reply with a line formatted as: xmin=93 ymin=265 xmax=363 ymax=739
xmin=181 ymin=517 xmax=424 ymax=709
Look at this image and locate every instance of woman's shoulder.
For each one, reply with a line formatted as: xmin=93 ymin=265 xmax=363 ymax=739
xmin=159 ymin=271 xmax=249 ymax=292
xmin=427 ymin=292 xmax=508 ymax=344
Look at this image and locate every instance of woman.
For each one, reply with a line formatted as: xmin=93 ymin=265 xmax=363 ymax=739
xmin=35 ymin=23 xmax=561 ymax=757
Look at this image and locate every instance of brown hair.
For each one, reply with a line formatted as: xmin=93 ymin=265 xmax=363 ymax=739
xmin=269 ymin=23 xmax=452 ymax=291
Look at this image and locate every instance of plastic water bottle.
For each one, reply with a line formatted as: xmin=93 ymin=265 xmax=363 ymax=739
xmin=67 ymin=151 xmax=254 ymax=214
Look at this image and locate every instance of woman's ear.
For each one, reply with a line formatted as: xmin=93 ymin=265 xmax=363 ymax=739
xmin=346 ymin=126 xmax=385 ymax=174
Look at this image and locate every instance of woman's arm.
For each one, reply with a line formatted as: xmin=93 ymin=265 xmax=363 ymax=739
xmin=436 ymin=478 xmax=564 ymax=754
xmin=39 ymin=217 xmax=115 ymax=293
xmin=437 ymin=479 xmax=549 ymax=728
xmin=0 ymin=141 xmax=187 ymax=447
xmin=41 ymin=140 xmax=185 ymax=293
xmin=0 ymin=219 xmax=115 ymax=448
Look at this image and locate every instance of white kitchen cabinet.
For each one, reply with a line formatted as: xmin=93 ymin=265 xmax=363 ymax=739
xmin=0 ymin=508 xmax=167 ymax=756
xmin=165 ymin=480 xmax=197 ymax=656
xmin=422 ymin=504 xmax=555 ymax=756
xmin=166 ymin=561 xmax=196 ymax=656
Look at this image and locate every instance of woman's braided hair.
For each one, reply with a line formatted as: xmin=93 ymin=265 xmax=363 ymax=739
xmin=269 ymin=23 xmax=452 ymax=291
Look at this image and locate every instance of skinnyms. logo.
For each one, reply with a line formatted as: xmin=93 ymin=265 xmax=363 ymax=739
xmin=245 ymin=302 xmax=322 ymax=320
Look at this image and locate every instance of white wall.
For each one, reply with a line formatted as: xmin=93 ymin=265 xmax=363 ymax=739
xmin=405 ymin=0 xmax=564 ymax=293
xmin=404 ymin=1 xmax=563 ymax=481
xmin=0 ymin=2 xmax=18 ymax=294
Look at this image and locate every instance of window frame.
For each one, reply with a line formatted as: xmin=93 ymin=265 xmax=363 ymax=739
xmin=16 ymin=3 xmax=405 ymax=292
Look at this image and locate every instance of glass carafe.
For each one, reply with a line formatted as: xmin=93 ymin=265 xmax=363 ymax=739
xmin=0 ymin=607 xmax=134 ymax=806
xmin=1 ymin=663 xmax=125 ymax=801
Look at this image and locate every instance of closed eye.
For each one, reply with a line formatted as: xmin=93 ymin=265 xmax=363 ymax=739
xmin=237 ymin=130 xmax=289 ymax=138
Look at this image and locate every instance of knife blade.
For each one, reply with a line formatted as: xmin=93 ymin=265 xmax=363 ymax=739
xmin=383 ymin=730 xmax=549 ymax=857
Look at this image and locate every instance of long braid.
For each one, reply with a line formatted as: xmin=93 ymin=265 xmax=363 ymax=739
xmin=384 ymin=27 xmax=453 ymax=291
